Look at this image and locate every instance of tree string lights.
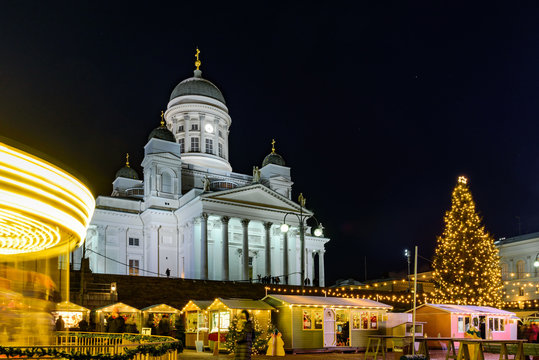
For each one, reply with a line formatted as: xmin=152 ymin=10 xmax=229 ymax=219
xmin=432 ymin=176 xmax=503 ymax=307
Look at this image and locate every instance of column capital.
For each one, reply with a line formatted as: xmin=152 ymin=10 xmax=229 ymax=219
xmin=221 ymin=216 xmax=230 ymax=224
xmin=263 ymin=222 xmax=273 ymax=230
xmin=201 ymin=212 xmax=209 ymax=220
xmin=241 ymin=218 xmax=250 ymax=227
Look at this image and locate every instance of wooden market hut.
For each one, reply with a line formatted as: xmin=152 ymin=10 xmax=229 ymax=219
xmin=52 ymin=301 xmax=90 ymax=329
xmin=181 ymin=300 xmax=212 ymax=349
xmin=94 ymin=302 xmax=141 ymax=333
xmin=411 ymin=304 xmax=518 ymax=341
xmin=141 ymin=304 xmax=181 ymax=335
xmin=263 ymin=294 xmax=393 ymax=351
xmin=206 ymin=298 xmax=275 ymax=350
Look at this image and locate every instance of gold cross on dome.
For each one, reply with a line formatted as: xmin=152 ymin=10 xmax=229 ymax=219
xmin=126 ymin=153 xmax=130 ymax=167
xmin=160 ymin=110 xmax=165 ymax=126
xmin=195 ymin=48 xmax=201 ymax=70
xmin=458 ymin=176 xmax=468 ymax=184
xmin=271 ymin=139 xmax=276 ymax=153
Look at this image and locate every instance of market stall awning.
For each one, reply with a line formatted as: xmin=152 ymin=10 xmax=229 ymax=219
xmin=208 ymin=298 xmax=275 ymax=311
xmin=411 ymin=303 xmax=516 ymax=316
xmin=515 ymin=311 xmax=539 ymax=320
xmin=55 ymin=301 xmax=90 ymax=313
xmin=264 ymin=295 xmax=393 ymax=309
xmin=141 ymin=303 xmax=180 ymax=313
xmin=181 ymin=300 xmax=213 ymax=313
xmin=94 ymin=302 xmax=140 ymax=313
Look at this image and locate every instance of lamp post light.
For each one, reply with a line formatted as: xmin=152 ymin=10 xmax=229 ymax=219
xmin=280 ymin=193 xmax=324 ymax=287
xmin=534 ymin=253 xmax=539 ymax=268
xmin=404 ymin=249 xmax=411 ymax=290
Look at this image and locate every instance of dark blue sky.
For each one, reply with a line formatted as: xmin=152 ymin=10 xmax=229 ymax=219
xmin=1 ymin=2 xmax=539 ymax=284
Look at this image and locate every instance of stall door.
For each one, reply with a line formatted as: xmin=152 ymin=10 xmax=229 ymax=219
xmin=323 ymin=308 xmax=336 ymax=347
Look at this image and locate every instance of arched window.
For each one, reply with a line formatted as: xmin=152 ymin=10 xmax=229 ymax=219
xmin=501 ymin=263 xmax=508 ymax=280
xmin=516 ymin=260 xmax=526 ymax=279
xmin=161 ymin=172 xmax=173 ymax=193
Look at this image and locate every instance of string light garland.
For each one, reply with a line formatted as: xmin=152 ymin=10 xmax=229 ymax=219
xmin=431 ymin=176 xmax=503 ymax=307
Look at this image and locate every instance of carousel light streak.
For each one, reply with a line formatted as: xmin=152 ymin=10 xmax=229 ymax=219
xmin=0 ymin=142 xmax=95 ymax=257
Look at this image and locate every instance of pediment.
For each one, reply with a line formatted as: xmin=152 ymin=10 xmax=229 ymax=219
xmin=201 ymin=184 xmax=308 ymax=214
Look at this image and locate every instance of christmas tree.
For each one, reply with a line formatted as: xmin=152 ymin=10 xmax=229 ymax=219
xmin=432 ymin=176 xmax=502 ymax=307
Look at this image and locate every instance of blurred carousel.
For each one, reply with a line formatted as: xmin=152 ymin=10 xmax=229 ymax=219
xmin=0 ymin=140 xmax=95 ymax=345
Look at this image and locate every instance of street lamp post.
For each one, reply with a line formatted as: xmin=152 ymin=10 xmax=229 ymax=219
xmin=280 ymin=193 xmax=324 ymax=287
xmin=404 ymin=249 xmax=411 ymax=290
xmin=534 ymin=253 xmax=539 ymax=268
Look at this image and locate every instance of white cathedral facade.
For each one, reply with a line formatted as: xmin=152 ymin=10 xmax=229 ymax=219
xmin=73 ymin=57 xmax=329 ymax=286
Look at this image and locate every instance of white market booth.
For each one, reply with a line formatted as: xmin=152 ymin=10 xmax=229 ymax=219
xmin=94 ymin=302 xmax=141 ymax=332
xmin=207 ymin=298 xmax=275 ymax=350
xmin=412 ymin=304 xmax=518 ymax=341
xmin=141 ymin=304 xmax=180 ymax=335
xmin=263 ymin=294 xmax=392 ymax=350
xmin=182 ymin=300 xmax=212 ymax=348
xmin=52 ymin=301 xmax=90 ymax=329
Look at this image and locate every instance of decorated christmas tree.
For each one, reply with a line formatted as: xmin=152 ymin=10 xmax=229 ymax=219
xmin=432 ymin=176 xmax=502 ymax=307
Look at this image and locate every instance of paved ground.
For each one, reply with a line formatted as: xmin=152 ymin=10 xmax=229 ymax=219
xmin=178 ymin=349 xmax=502 ymax=360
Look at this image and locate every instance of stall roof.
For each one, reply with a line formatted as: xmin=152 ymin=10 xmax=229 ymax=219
xmin=140 ymin=304 xmax=180 ymax=313
xmin=515 ymin=311 xmax=539 ymax=320
xmin=412 ymin=304 xmax=516 ymax=316
xmin=181 ymin=300 xmax=213 ymax=313
xmin=55 ymin=301 xmax=90 ymax=313
xmin=94 ymin=302 xmax=140 ymax=313
xmin=265 ymin=295 xmax=393 ymax=309
xmin=208 ymin=298 xmax=275 ymax=311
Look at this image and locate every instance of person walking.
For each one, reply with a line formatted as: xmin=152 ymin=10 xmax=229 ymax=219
xmin=55 ymin=316 xmax=65 ymax=331
xmin=235 ymin=310 xmax=254 ymax=360
xmin=157 ymin=314 xmax=171 ymax=336
xmin=107 ymin=310 xmax=125 ymax=333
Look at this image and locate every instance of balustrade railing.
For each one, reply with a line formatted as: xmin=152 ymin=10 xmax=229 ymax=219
xmin=0 ymin=332 xmax=182 ymax=360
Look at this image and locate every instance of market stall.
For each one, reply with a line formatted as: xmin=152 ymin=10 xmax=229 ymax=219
xmin=141 ymin=304 xmax=180 ymax=336
xmin=206 ymin=298 xmax=275 ymax=350
xmin=181 ymin=300 xmax=212 ymax=349
xmin=412 ymin=304 xmax=518 ymax=341
xmin=94 ymin=302 xmax=141 ymax=333
xmin=263 ymin=294 xmax=392 ymax=350
xmin=52 ymin=301 xmax=90 ymax=330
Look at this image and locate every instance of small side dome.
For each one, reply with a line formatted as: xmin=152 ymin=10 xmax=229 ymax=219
xmin=148 ymin=111 xmax=176 ymax=142
xmin=262 ymin=139 xmax=286 ymax=167
xmin=148 ymin=126 xmax=176 ymax=142
xmin=115 ymin=154 xmax=139 ymax=179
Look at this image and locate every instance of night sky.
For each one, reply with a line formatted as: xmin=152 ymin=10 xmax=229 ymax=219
xmin=2 ymin=2 xmax=539 ymax=284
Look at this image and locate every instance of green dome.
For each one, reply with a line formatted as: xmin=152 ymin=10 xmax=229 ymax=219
xmin=170 ymin=70 xmax=226 ymax=104
xmin=262 ymin=152 xmax=286 ymax=167
xmin=115 ymin=166 xmax=139 ymax=180
xmin=148 ymin=125 xmax=176 ymax=142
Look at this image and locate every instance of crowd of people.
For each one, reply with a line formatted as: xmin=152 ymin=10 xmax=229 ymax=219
xmin=519 ymin=322 xmax=539 ymax=342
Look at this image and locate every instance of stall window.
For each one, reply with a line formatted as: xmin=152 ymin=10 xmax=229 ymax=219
xmin=186 ymin=312 xmax=198 ymax=332
xmin=489 ymin=318 xmax=494 ymax=332
xmin=210 ymin=311 xmax=229 ymax=332
xmin=458 ymin=317 xmax=470 ymax=333
xmin=352 ymin=311 xmax=361 ymax=330
xmin=302 ymin=309 xmax=323 ymax=330
xmin=370 ymin=312 xmax=378 ymax=329
xmin=303 ymin=310 xmax=312 ymax=330
xmin=500 ymin=318 xmax=505 ymax=331
xmin=494 ymin=318 xmax=499 ymax=331
xmin=361 ymin=311 xmax=369 ymax=330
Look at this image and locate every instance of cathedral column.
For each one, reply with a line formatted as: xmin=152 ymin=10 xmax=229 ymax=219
xmin=201 ymin=213 xmax=209 ymax=280
xmin=319 ymin=250 xmax=325 ymax=287
xmin=241 ymin=219 xmax=250 ymax=281
xmin=283 ymin=231 xmax=289 ymax=285
xmin=264 ymin=222 xmax=272 ymax=277
xmin=221 ymin=216 xmax=230 ymax=280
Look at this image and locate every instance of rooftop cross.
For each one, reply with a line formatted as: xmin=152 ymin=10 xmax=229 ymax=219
xmin=271 ymin=139 xmax=276 ymax=153
xmin=195 ymin=48 xmax=201 ymax=70
xmin=160 ymin=110 xmax=165 ymax=126
xmin=126 ymin=153 xmax=130 ymax=167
